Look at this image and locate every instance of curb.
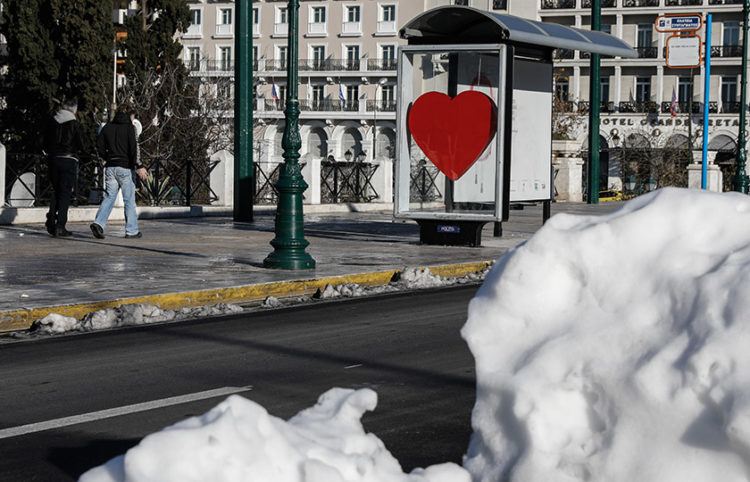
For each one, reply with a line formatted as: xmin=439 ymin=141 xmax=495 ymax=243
xmin=0 ymin=261 xmax=493 ymax=333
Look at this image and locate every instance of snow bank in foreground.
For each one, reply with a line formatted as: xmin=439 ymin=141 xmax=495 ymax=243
xmin=462 ymin=188 xmax=750 ymax=481
xmin=79 ymin=388 xmax=469 ymax=482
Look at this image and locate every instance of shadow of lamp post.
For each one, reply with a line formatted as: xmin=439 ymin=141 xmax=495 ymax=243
xmin=263 ymin=0 xmax=316 ymax=269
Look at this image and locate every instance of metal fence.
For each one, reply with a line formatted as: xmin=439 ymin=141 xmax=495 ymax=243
xmin=138 ymin=158 xmax=220 ymax=206
xmin=410 ymin=160 xmax=443 ymax=202
xmin=320 ymin=161 xmax=379 ymax=203
xmin=4 ymin=153 xmax=218 ymax=207
xmin=4 ymin=153 xmax=103 ymax=207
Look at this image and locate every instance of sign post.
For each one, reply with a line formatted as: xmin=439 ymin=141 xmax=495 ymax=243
xmin=655 ymin=13 xmax=706 ymax=187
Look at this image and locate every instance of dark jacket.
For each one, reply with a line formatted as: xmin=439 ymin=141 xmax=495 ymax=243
xmin=97 ymin=112 xmax=139 ymax=169
xmin=43 ymin=111 xmax=89 ymax=161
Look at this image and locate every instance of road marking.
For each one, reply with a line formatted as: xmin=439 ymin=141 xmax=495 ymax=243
xmin=344 ymin=364 xmax=363 ymax=369
xmin=0 ymin=385 xmax=252 ymax=440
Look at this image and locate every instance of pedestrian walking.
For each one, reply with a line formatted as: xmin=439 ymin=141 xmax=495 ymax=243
xmin=90 ymin=104 xmax=147 ymax=239
xmin=42 ymin=97 xmax=89 ymax=237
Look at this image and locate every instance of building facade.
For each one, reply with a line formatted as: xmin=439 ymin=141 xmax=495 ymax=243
xmin=179 ymin=0 xmax=748 ymax=198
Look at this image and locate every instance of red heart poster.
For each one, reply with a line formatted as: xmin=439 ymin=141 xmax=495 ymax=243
xmin=408 ymin=90 xmax=498 ymax=181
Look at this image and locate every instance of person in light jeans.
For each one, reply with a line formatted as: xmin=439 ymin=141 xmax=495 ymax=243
xmin=90 ymin=104 xmax=147 ymax=239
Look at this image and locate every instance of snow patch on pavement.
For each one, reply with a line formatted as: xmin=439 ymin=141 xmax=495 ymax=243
xmin=79 ymin=387 xmax=470 ymax=482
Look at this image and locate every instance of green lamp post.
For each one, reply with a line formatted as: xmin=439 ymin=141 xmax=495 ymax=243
xmin=264 ymin=0 xmax=316 ymax=270
xmin=234 ymin=0 xmax=254 ymax=222
xmin=733 ymin=0 xmax=749 ymax=193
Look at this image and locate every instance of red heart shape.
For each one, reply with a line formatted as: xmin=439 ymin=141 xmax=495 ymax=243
xmin=408 ymin=91 xmax=497 ymax=181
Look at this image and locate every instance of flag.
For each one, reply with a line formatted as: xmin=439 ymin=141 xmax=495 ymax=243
xmin=670 ymin=86 xmax=677 ymax=118
xmin=271 ymin=81 xmax=279 ymax=100
xmin=307 ymin=77 xmax=313 ymax=102
xmin=339 ymin=83 xmax=345 ymax=102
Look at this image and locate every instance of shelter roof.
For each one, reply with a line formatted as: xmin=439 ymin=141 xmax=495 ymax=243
xmin=400 ymin=6 xmax=636 ymax=58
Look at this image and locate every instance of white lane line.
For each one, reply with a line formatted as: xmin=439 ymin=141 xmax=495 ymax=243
xmin=0 ymin=385 xmax=252 ymax=440
xmin=344 ymin=364 xmax=363 ymax=369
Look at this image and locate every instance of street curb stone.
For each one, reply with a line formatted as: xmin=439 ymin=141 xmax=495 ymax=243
xmin=0 ymin=261 xmax=493 ymax=333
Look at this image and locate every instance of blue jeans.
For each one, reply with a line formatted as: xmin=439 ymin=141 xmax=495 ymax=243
xmin=94 ymin=167 xmax=139 ymax=235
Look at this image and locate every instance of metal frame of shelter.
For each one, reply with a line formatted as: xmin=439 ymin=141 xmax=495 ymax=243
xmin=395 ymin=6 xmax=636 ymax=246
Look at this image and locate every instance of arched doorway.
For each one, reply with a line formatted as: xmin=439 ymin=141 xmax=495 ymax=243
xmin=307 ymin=127 xmax=328 ymax=159
xmin=375 ymin=128 xmax=396 ymax=160
xmin=620 ymin=133 xmax=657 ymax=195
xmin=709 ymin=134 xmax=736 ymax=191
xmin=341 ymin=128 xmax=363 ymax=160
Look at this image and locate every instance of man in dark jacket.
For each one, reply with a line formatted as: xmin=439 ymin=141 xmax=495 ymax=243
xmin=43 ymin=97 xmax=89 ymax=237
xmin=90 ymin=104 xmax=147 ymax=239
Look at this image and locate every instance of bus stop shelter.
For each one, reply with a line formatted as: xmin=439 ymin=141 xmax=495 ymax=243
xmin=394 ymin=6 xmax=636 ymax=246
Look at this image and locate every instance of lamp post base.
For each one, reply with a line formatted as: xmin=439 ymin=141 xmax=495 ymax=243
xmin=263 ymin=249 xmax=316 ymax=270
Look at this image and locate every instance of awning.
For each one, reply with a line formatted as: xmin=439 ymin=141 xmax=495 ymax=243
xmin=400 ymin=6 xmax=637 ymax=58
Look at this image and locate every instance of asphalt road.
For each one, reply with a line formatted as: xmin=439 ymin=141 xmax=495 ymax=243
xmin=0 ymin=285 xmax=479 ymax=481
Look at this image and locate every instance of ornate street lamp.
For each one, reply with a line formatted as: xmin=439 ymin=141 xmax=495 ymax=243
xmin=263 ymin=0 xmax=315 ymax=270
xmin=344 ymin=149 xmax=353 ymax=161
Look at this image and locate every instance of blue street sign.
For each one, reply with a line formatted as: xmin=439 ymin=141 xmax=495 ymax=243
xmin=655 ymin=14 xmax=702 ymax=33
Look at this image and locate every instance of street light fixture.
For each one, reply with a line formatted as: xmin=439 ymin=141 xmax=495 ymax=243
xmin=358 ymin=150 xmax=367 ymax=162
xmin=373 ymin=77 xmax=387 ymax=162
xmin=344 ymin=149 xmax=353 ymax=161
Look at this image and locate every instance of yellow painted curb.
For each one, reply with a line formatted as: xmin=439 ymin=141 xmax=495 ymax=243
xmin=0 ymin=261 xmax=494 ymax=333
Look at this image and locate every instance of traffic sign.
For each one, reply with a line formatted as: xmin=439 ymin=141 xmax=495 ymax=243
xmin=655 ymin=14 xmax=702 ymax=33
xmin=666 ymin=34 xmax=702 ymax=69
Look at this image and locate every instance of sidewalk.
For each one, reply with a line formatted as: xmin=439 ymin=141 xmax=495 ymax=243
xmin=0 ymin=202 xmax=622 ymax=332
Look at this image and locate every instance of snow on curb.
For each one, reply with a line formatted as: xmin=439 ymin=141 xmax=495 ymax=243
xmin=29 ymin=265 xmax=492 ymax=336
xmin=32 ymin=303 xmax=244 ymax=335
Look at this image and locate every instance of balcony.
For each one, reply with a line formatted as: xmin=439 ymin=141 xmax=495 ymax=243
xmin=577 ymin=101 xmax=616 ymax=113
xmin=581 ymin=0 xmax=616 ymax=6
xmin=541 ymin=0 xmax=575 ymax=9
xmin=261 ymin=99 xmax=361 ymax=112
xmin=216 ymin=23 xmax=233 ymax=37
xmin=367 ymin=58 xmax=398 ymax=71
xmin=341 ymin=21 xmax=361 ymax=36
xmin=308 ymin=21 xmax=326 ymax=36
xmin=660 ymin=101 xmax=699 ymax=114
xmin=709 ymin=0 xmax=745 ymax=4
xmin=666 ymin=0 xmax=701 ymax=5
xmin=711 ymin=45 xmax=743 ymax=57
xmin=376 ymin=20 xmax=397 ymax=35
xmin=553 ymin=49 xmax=575 ymax=60
xmin=274 ymin=22 xmax=288 ymax=36
xmin=623 ymin=0 xmax=659 ymax=6
xmin=184 ymin=59 xmax=239 ymax=72
xmin=721 ymin=101 xmax=743 ymax=113
xmin=366 ymin=100 xmax=397 ymax=112
xmin=259 ymin=58 xmax=375 ymax=72
xmin=635 ymin=46 xmax=658 ymax=58
xmin=618 ymin=101 xmax=659 ymax=113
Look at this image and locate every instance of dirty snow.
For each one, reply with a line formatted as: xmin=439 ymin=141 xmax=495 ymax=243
xmin=29 ymin=266 xmax=490 ymax=336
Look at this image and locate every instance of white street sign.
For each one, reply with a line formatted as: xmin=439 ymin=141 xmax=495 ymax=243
xmin=666 ymin=35 xmax=702 ymax=68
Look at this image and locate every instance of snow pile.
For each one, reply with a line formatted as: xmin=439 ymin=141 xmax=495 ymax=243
xmin=79 ymin=388 xmax=469 ymax=482
xmin=33 ymin=313 xmax=79 ymax=334
xmin=396 ymin=267 xmax=445 ymax=289
xmin=462 ymin=188 xmax=750 ymax=481
xmin=32 ymin=302 xmax=243 ymax=334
